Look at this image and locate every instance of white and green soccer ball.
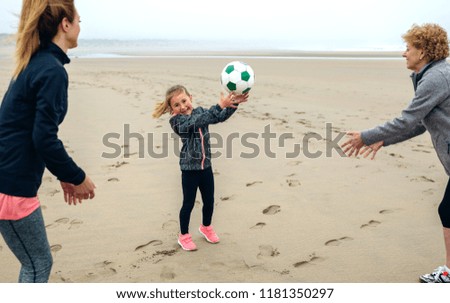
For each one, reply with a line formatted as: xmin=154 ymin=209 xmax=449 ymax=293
xmin=220 ymin=61 xmax=255 ymax=95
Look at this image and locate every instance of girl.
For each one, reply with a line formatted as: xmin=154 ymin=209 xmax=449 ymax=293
xmin=0 ymin=0 xmax=96 ymax=282
xmin=153 ymin=85 xmax=248 ymax=251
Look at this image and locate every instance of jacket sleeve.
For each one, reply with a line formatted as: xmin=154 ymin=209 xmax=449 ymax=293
xmin=170 ymin=105 xmax=237 ymax=135
xmin=361 ymin=70 xmax=449 ymax=146
xmin=31 ymin=66 xmax=86 ymax=185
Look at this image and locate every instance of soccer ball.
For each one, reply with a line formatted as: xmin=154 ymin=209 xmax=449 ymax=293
xmin=220 ymin=61 xmax=255 ymax=95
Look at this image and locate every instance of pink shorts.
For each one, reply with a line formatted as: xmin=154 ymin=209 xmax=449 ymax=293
xmin=0 ymin=193 xmax=40 ymax=220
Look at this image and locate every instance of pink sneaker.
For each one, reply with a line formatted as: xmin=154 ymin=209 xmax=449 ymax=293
xmin=178 ymin=234 xmax=197 ymax=251
xmin=199 ymin=225 xmax=220 ymax=243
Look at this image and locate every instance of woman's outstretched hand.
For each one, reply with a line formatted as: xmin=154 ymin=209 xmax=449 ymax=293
xmin=341 ymin=131 xmax=364 ymax=157
xmin=359 ymin=141 xmax=384 ymax=160
xmin=341 ymin=131 xmax=384 ymax=160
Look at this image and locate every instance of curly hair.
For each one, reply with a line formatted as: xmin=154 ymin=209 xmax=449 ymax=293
xmin=402 ymin=23 xmax=449 ymax=61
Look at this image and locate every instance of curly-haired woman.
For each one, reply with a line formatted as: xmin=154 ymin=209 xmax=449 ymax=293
xmin=342 ymin=23 xmax=450 ymax=283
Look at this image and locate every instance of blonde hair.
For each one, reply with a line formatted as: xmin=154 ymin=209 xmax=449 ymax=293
xmin=152 ymin=85 xmax=191 ymax=118
xmin=402 ymin=23 xmax=449 ymax=62
xmin=13 ymin=0 xmax=76 ymax=78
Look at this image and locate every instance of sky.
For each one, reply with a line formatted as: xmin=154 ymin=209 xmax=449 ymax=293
xmin=1 ymin=0 xmax=450 ymax=50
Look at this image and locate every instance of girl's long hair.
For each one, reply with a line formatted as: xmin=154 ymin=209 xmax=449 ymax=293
xmin=13 ymin=0 xmax=75 ymax=78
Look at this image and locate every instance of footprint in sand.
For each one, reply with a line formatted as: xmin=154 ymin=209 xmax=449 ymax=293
xmin=257 ymin=245 xmax=280 ymax=258
xmin=293 ymin=253 xmax=325 ymax=268
xmin=46 ymin=189 xmax=60 ymax=197
xmin=220 ymin=196 xmax=234 ymax=201
xmin=160 ymin=266 xmax=176 ymax=281
xmin=110 ymin=161 xmax=129 ymax=168
xmin=324 ymin=236 xmax=354 ymax=247
xmin=54 ymin=271 xmax=72 ymax=283
xmin=86 ymin=260 xmax=118 ymax=279
xmin=46 ymin=218 xmax=82 ymax=230
xmin=133 ymin=249 xmax=177 ymax=267
xmin=162 ymin=220 xmax=178 ymax=230
xmin=135 ymin=240 xmax=163 ymax=251
xmin=360 ymin=220 xmax=381 ymax=229
xmin=410 ymin=176 xmax=435 ymax=183
xmin=287 ymin=161 xmax=302 ymax=166
xmin=412 ymin=149 xmax=431 ymax=154
xmin=379 ymin=209 xmax=395 ymax=215
xmin=263 ymin=205 xmax=280 ymax=215
xmin=46 ymin=218 xmax=70 ymax=229
xmin=162 ymin=220 xmax=178 ymax=237
xmin=124 ymin=152 xmax=138 ymax=158
xmin=388 ymin=153 xmax=404 ymax=158
xmin=107 ymin=177 xmax=120 ymax=182
xmin=286 ymin=179 xmax=301 ymax=187
xmin=250 ymin=222 xmax=266 ymax=230
xmin=246 ymin=181 xmax=263 ymax=187
xmin=69 ymin=219 xmax=83 ymax=230
xmin=423 ymin=188 xmax=435 ymax=196
xmin=50 ymin=244 xmax=62 ymax=253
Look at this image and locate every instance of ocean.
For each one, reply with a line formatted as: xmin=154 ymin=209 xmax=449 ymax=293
xmin=0 ymin=35 xmax=404 ymax=60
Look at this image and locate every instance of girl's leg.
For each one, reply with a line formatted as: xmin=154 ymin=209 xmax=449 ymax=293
xmin=180 ymin=170 xmax=199 ymax=234
xmin=0 ymin=207 xmax=53 ymax=283
xmin=198 ymin=167 xmax=215 ymax=227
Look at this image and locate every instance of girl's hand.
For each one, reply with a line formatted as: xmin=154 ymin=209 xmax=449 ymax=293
xmin=219 ymin=92 xmax=249 ymax=109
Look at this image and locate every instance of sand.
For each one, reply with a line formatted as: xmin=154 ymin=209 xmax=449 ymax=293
xmin=0 ymin=52 xmax=446 ymax=283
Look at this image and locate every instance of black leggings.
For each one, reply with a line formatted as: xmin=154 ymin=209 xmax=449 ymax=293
xmin=439 ymin=178 xmax=450 ymax=228
xmin=180 ymin=167 xmax=215 ymax=234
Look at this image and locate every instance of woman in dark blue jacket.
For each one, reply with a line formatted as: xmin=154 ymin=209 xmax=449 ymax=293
xmin=0 ymin=0 xmax=96 ymax=282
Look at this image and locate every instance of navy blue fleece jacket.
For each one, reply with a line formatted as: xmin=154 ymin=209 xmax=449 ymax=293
xmin=0 ymin=43 xmax=85 ymax=197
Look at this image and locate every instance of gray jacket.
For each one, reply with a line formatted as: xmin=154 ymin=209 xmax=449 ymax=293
xmin=170 ymin=104 xmax=236 ymax=171
xmin=361 ymin=59 xmax=450 ymax=175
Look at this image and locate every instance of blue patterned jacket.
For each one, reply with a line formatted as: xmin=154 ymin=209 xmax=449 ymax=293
xmin=170 ymin=105 xmax=236 ymax=170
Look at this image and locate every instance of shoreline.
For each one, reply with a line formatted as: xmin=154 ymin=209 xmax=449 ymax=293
xmin=69 ymin=53 xmax=404 ymax=60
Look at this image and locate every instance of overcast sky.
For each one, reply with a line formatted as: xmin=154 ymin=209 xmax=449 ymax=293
xmin=1 ymin=0 xmax=449 ymax=50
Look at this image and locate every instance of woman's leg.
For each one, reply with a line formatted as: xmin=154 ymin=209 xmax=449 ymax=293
xmin=180 ymin=170 xmax=199 ymax=234
xmin=0 ymin=207 xmax=52 ymax=283
xmin=444 ymin=227 xmax=450 ymax=267
xmin=438 ymin=179 xmax=450 ymax=267
xmin=198 ymin=167 xmax=215 ymax=227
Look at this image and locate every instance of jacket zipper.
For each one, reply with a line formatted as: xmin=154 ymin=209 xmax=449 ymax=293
xmin=199 ymin=128 xmax=206 ymax=170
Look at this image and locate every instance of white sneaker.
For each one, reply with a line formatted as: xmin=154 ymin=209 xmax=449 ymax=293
xmin=419 ymin=265 xmax=450 ymax=283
